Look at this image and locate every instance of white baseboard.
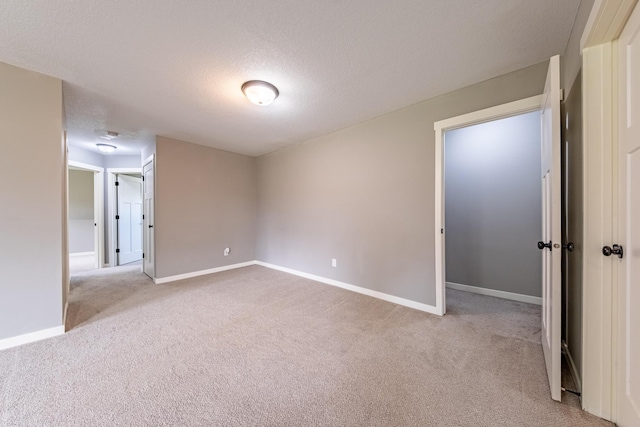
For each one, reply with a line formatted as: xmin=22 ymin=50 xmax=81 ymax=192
xmin=256 ymin=261 xmax=440 ymax=316
xmin=563 ymin=341 xmax=582 ymax=393
xmin=63 ymin=301 xmax=69 ymax=330
xmin=446 ymin=281 xmax=542 ymax=305
xmin=69 ymin=251 xmax=94 ymax=258
xmin=0 ymin=325 xmax=65 ymax=351
xmin=153 ymin=261 xmax=257 ymax=284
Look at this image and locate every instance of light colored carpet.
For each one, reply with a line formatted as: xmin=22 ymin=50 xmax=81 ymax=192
xmin=0 ymin=265 xmax=611 ymax=426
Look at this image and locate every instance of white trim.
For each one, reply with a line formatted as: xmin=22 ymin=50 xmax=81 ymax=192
xmin=68 ymin=161 xmax=105 ymax=269
xmin=68 ymin=160 xmax=103 ymax=173
xmin=433 ymin=95 xmax=543 ymax=317
xmin=0 ymin=325 xmax=65 ymax=351
xmin=581 ymin=43 xmax=617 ymax=420
xmin=445 ymin=282 xmax=542 ymax=305
xmin=256 ymin=261 xmax=441 ymax=316
xmin=69 ymin=251 xmax=95 ymax=257
xmin=62 ymin=301 xmax=69 ymax=331
xmin=107 ymin=167 xmax=142 ymax=267
xmin=581 ymin=0 xmax=637 ymax=49
xmin=433 ymin=95 xmax=544 ymax=132
xmin=563 ymin=340 xmax=583 ymax=393
xmin=153 ymin=261 xmax=257 ymax=284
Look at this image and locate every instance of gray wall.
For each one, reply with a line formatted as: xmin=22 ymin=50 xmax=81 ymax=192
xmin=256 ymin=62 xmax=548 ymax=307
xmin=444 ymin=111 xmax=542 ymax=297
xmin=562 ymin=0 xmax=594 ymax=98
xmin=155 ymin=136 xmax=257 ymax=278
xmin=0 ymin=61 xmax=64 ymax=340
xmin=68 ymin=169 xmax=94 ymax=253
xmin=562 ymin=70 xmax=583 ymax=385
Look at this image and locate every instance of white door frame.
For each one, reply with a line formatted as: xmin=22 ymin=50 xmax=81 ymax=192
xmin=68 ymin=160 xmax=105 ymax=269
xmin=107 ymin=167 xmax=142 ymax=267
xmin=580 ymin=0 xmax=638 ymax=421
xmin=433 ymin=95 xmax=543 ymax=316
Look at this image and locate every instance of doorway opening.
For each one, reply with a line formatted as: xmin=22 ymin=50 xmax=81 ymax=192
xmin=433 ymin=95 xmax=544 ymax=315
xmin=107 ymin=168 xmax=143 ymax=267
xmin=443 ymin=110 xmax=542 ymax=307
xmin=67 ymin=161 xmax=104 ymax=276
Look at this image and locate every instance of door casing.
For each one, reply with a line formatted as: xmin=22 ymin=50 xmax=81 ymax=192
xmin=68 ymin=160 xmax=104 ymax=269
xmin=580 ymin=0 xmax=638 ymax=421
xmin=433 ymin=95 xmax=543 ymax=316
xmin=107 ymin=167 xmax=142 ymax=267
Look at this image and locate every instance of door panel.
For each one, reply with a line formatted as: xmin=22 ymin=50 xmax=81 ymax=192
xmin=540 ymin=55 xmax=562 ymax=402
xmin=617 ymin=3 xmax=640 ymax=425
xmin=117 ymin=174 xmax=143 ymax=265
xmin=143 ymin=160 xmax=155 ymax=278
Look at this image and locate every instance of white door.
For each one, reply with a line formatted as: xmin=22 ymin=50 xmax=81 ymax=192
xmin=539 ymin=55 xmax=562 ymax=402
xmin=93 ymin=171 xmax=103 ymax=269
xmin=616 ymin=4 xmax=640 ymax=425
xmin=116 ymin=174 xmax=143 ymax=265
xmin=143 ymin=160 xmax=155 ymax=278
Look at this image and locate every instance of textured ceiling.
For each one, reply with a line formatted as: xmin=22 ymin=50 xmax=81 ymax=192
xmin=0 ymin=0 xmax=581 ymax=157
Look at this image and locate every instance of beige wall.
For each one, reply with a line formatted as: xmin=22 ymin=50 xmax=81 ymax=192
xmin=154 ymin=136 xmax=257 ymax=278
xmin=256 ymin=62 xmax=548 ymax=307
xmin=0 ymin=61 xmax=64 ymax=340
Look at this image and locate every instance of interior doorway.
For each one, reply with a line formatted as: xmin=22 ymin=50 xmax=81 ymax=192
xmin=67 ymin=160 xmax=104 ymax=275
xmin=107 ymin=168 xmax=142 ymax=267
xmin=442 ymin=110 xmax=543 ymax=306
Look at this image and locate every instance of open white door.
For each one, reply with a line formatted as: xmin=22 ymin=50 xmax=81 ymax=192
xmin=143 ymin=158 xmax=155 ymax=278
xmin=93 ymin=171 xmax=104 ymax=269
xmin=116 ymin=174 xmax=143 ymax=265
xmin=616 ymin=3 xmax=640 ymax=425
xmin=539 ymin=55 xmax=562 ymax=402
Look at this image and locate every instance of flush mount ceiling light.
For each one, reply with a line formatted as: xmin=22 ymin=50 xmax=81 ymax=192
xmin=96 ymin=143 xmax=117 ymax=153
xmin=241 ymin=80 xmax=279 ymax=106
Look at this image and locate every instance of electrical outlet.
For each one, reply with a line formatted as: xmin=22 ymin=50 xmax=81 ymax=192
xmin=224 ymin=247 xmax=230 ymax=256
xmin=332 ymin=258 xmax=337 ymax=267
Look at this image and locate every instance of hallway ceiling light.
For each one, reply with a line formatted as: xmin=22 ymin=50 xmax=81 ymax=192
xmin=241 ymin=80 xmax=279 ymax=106
xmin=96 ymin=143 xmax=117 ymax=153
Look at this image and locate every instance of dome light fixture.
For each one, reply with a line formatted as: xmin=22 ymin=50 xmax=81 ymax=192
xmin=241 ymin=80 xmax=279 ymax=106
xmin=96 ymin=143 xmax=117 ymax=153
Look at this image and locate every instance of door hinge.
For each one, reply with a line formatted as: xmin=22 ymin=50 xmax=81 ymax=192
xmin=115 ymin=181 xmax=120 ymax=186
xmin=116 ymin=248 xmax=120 ymax=253
xmin=115 ymin=215 xmax=119 ymax=220
xmin=142 ymin=176 xmax=145 ymax=182
xmin=142 ymin=214 xmax=145 ymax=219
xmin=142 ymin=253 xmax=145 ymax=259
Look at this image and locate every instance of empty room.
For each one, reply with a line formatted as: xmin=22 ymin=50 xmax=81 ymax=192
xmin=0 ymin=1 xmax=638 ymax=426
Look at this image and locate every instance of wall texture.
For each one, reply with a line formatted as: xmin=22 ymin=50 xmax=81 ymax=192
xmin=0 ymin=61 xmax=63 ymax=340
xmin=562 ymin=0 xmax=594 ymax=98
xmin=256 ymin=62 xmax=548 ymax=307
xmin=155 ymin=136 xmax=257 ymax=278
xmin=445 ymin=111 xmax=542 ymax=297
xmin=68 ymin=169 xmax=94 ymax=253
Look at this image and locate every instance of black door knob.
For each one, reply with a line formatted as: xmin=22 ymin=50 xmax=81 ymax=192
xmin=149 ymin=225 xmax=154 ymax=228
xmin=603 ymin=244 xmax=623 ymax=258
xmin=563 ymin=242 xmax=574 ymax=252
xmin=538 ymin=241 xmax=552 ymax=251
